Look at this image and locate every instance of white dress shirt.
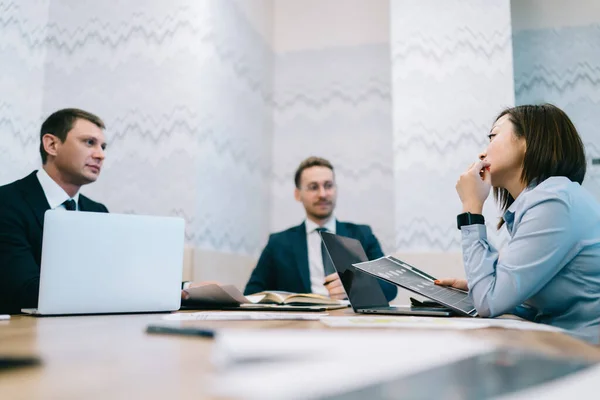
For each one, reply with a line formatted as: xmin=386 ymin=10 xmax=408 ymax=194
xmin=305 ymin=217 xmax=336 ymax=296
xmin=36 ymin=168 xmax=80 ymax=211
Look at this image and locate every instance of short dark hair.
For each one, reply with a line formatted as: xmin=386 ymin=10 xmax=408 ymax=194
xmin=294 ymin=156 xmax=334 ymax=188
xmin=39 ymin=108 xmax=105 ymax=164
xmin=494 ymin=103 xmax=586 ymax=228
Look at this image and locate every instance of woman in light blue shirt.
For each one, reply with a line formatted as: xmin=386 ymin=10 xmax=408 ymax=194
xmin=437 ymin=104 xmax=600 ymax=344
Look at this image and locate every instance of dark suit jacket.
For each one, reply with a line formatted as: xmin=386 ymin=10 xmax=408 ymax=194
xmin=0 ymin=171 xmax=108 ymax=314
xmin=244 ymin=221 xmax=397 ymax=301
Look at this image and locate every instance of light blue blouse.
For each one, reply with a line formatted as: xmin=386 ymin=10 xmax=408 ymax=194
xmin=461 ymin=177 xmax=600 ymax=344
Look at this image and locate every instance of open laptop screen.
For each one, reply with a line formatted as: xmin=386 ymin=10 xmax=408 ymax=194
xmin=34 ymin=210 xmax=184 ymax=315
xmin=320 ymin=231 xmax=389 ymax=310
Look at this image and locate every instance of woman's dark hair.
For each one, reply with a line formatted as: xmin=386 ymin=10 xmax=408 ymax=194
xmin=494 ymin=103 xmax=586 ymax=228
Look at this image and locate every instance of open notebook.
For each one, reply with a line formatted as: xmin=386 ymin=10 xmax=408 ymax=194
xmin=182 ymin=284 xmax=346 ymax=309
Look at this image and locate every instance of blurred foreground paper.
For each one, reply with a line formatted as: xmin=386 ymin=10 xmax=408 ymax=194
xmin=209 ymin=330 xmax=494 ymax=399
xmin=209 ymin=329 xmax=593 ymax=400
xmin=498 ymin=363 xmax=600 ymax=400
xmin=321 ymin=349 xmax=593 ymax=400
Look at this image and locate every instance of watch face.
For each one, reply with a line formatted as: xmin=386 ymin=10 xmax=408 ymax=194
xmin=457 ymin=213 xmax=484 ymax=229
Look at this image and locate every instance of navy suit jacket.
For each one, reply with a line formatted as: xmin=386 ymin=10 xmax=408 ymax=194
xmin=244 ymin=221 xmax=397 ymax=301
xmin=0 ymin=171 xmax=108 ymax=314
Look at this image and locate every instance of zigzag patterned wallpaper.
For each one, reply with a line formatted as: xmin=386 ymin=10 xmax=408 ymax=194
xmin=0 ymin=0 xmax=50 ymax=183
xmin=390 ymin=0 xmax=515 ymax=251
xmin=0 ymin=0 xmax=273 ymax=254
xmin=513 ymin=24 xmax=600 ymax=200
xmin=3 ymin=0 xmax=598 ymax=257
xmin=271 ymin=44 xmax=395 ymax=252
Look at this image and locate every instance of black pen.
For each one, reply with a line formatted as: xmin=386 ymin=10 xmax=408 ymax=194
xmin=146 ymin=324 xmax=215 ymax=338
xmin=0 ymin=356 xmax=41 ymax=370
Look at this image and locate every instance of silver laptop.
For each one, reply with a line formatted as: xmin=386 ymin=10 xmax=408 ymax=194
xmin=22 ymin=210 xmax=184 ymax=315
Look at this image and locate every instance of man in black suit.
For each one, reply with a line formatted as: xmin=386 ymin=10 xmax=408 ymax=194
xmin=0 ymin=108 xmax=109 ymax=314
xmin=244 ymin=157 xmax=397 ymax=301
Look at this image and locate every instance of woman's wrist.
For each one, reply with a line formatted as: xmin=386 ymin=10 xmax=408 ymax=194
xmin=462 ymin=202 xmax=483 ymax=214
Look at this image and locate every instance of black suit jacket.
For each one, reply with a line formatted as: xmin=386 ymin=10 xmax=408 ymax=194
xmin=244 ymin=221 xmax=397 ymax=301
xmin=0 ymin=171 xmax=108 ymax=314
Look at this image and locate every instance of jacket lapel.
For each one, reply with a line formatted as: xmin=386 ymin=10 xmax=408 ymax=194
xmin=78 ymin=195 xmax=89 ymax=212
xmin=336 ymin=220 xmax=349 ymax=238
xmin=18 ymin=171 xmax=50 ymax=228
xmin=291 ymin=222 xmax=311 ymax=292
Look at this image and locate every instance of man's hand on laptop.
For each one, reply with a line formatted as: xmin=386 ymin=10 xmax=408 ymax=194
xmin=434 ymin=278 xmax=469 ymax=291
xmin=324 ymin=273 xmax=348 ymax=300
xmin=181 ymin=281 xmax=221 ymax=300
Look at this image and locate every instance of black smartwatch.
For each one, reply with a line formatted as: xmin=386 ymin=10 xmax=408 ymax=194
xmin=456 ymin=212 xmax=485 ymax=230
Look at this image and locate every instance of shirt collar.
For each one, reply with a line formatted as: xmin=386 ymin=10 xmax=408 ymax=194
xmin=36 ymin=168 xmax=80 ymax=210
xmin=505 ymin=181 xmax=538 ymax=215
xmin=503 ymin=182 xmax=538 ymax=233
xmin=305 ymin=216 xmax=336 ymax=235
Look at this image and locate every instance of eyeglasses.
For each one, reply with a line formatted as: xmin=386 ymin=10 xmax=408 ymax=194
xmin=303 ymin=182 xmax=336 ymax=193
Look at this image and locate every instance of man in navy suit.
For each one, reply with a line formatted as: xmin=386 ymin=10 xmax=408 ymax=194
xmin=0 ymin=108 xmax=110 ymax=314
xmin=244 ymin=157 xmax=397 ymax=301
xmin=0 ymin=108 xmax=222 ymax=314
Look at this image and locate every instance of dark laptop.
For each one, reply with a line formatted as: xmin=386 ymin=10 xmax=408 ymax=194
xmin=320 ymin=231 xmax=454 ymax=317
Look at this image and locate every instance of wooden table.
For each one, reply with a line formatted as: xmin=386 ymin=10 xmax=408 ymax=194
xmin=1 ymin=309 xmax=599 ymax=400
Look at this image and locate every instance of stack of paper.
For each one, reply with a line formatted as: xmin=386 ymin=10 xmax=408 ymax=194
xmin=163 ymin=312 xmax=325 ymax=321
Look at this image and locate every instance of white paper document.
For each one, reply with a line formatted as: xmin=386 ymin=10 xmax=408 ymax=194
xmin=209 ymin=330 xmax=494 ymax=399
xmin=320 ymin=316 xmax=565 ymax=332
xmin=320 ymin=316 xmax=484 ymax=330
xmin=163 ymin=312 xmax=325 ymax=321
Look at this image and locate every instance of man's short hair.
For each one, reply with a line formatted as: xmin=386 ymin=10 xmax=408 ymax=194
xmin=39 ymin=108 xmax=105 ymax=164
xmin=294 ymin=156 xmax=334 ymax=188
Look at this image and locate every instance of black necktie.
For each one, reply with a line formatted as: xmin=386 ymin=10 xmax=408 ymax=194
xmin=316 ymin=227 xmax=336 ymax=275
xmin=63 ymin=199 xmax=77 ymax=211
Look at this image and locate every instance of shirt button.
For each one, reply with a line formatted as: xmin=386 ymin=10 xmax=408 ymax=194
xmin=464 ymin=230 xmax=470 ymax=237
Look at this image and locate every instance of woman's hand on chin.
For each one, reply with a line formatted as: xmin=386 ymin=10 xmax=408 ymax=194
xmin=456 ymin=160 xmax=492 ymax=213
